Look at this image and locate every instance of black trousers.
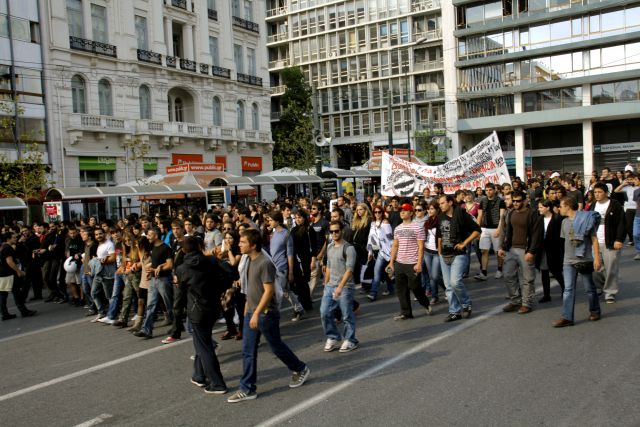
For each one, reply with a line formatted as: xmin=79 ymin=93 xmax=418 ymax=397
xmin=192 ymin=312 xmax=226 ymax=388
xmin=292 ymin=257 xmax=312 ymax=311
xmin=170 ymin=284 xmax=188 ymax=339
xmin=24 ymin=263 xmax=43 ymax=299
xmin=625 ymin=209 xmax=636 ymax=243
xmin=395 ymin=262 xmax=430 ymax=317
xmin=541 ymin=267 xmax=565 ymax=298
xmin=0 ymin=276 xmax=28 ymax=316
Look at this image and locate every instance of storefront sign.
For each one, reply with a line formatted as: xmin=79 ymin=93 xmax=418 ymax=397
xmin=215 ymin=156 xmax=227 ymax=170
xmin=143 ymin=158 xmax=158 ymax=171
xmin=381 ymin=132 xmax=510 ymax=196
xmin=171 ymin=153 xmax=203 ymax=164
xmin=241 ymin=156 xmax=262 ymax=171
xmin=594 ymin=142 xmax=640 ymax=153
xmin=371 ymin=149 xmax=415 ymax=158
xmin=43 ymin=202 xmax=63 ymax=222
xmin=166 ymin=163 xmax=224 ymax=174
xmin=78 ymin=157 xmax=117 ymax=171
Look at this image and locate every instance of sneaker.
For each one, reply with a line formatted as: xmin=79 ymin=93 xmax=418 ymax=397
xmin=133 ymin=330 xmax=152 ymax=339
xmin=204 ymin=384 xmax=228 ymax=395
xmin=462 ymin=306 xmax=472 ymax=318
xmin=190 ymin=355 xmax=196 ymax=361
xmin=291 ymin=311 xmax=304 ymax=322
xmin=98 ymin=316 xmax=113 ymax=324
xmin=444 ymin=313 xmax=462 ymax=322
xmin=324 ymin=338 xmax=340 ymax=352
xmin=474 ymin=273 xmax=488 ymax=281
xmin=227 ymin=390 xmax=257 ymax=403
xmin=366 ymin=294 xmax=376 ymax=302
xmin=495 ymin=270 xmax=503 ymax=279
xmin=131 ymin=314 xmax=138 ymax=321
xmin=2 ymin=313 xmax=17 ymax=321
xmin=627 ymin=241 xmax=634 ymax=246
xmin=381 ymin=290 xmax=390 ymax=296
xmin=339 ymin=341 xmax=358 ymax=353
xmin=190 ymin=378 xmax=206 ymax=388
xmin=162 ymin=336 xmax=181 ymax=344
xmin=634 ymin=254 xmax=640 ymax=261
xmin=393 ymin=314 xmax=412 ymax=321
xmin=425 ymin=305 xmax=433 ymax=316
xmin=605 ymin=297 xmax=616 ymax=304
xmin=429 ymin=297 xmax=439 ymax=305
xmin=90 ymin=314 xmax=102 ymax=323
xmin=289 ymin=366 xmax=310 ymax=388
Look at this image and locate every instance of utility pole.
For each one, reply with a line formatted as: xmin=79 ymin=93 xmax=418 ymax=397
xmin=311 ymin=83 xmax=322 ymax=177
xmin=405 ymin=73 xmax=411 ymax=161
xmin=387 ymin=91 xmax=393 ymax=156
xmin=6 ymin=0 xmax=21 ymax=159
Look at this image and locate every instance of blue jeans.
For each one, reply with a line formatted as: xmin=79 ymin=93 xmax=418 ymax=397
xmin=80 ymin=265 xmax=94 ymax=308
xmin=320 ymin=285 xmax=358 ymax=344
xmin=424 ymin=251 xmax=443 ymax=300
xmin=105 ymin=273 xmax=125 ymax=320
xmin=91 ymin=274 xmax=114 ymax=315
xmin=440 ymin=254 xmax=471 ymax=314
xmin=561 ymin=264 xmax=601 ymax=322
xmin=370 ymin=253 xmax=393 ymax=297
xmin=141 ymin=276 xmax=174 ymax=336
xmin=634 ymin=216 xmax=640 ymax=253
xmin=240 ymin=311 xmax=306 ymax=394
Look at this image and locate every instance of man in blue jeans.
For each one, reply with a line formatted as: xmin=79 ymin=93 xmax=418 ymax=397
xmin=554 ymin=197 xmax=601 ymax=327
xmin=437 ymin=195 xmax=481 ymax=323
xmin=227 ymin=229 xmax=310 ymax=403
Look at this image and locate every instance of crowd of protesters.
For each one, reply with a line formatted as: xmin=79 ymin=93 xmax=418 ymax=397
xmin=0 ymin=164 xmax=638 ymax=400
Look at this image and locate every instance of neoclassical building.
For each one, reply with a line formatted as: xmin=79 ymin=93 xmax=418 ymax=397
xmin=43 ymin=0 xmax=273 ymax=190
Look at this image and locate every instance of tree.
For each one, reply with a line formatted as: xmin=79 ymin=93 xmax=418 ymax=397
xmin=272 ymin=67 xmax=315 ymax=172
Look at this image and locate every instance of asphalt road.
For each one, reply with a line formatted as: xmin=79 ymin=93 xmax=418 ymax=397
xmin=1 ymin=249 xmax=639 ymax=427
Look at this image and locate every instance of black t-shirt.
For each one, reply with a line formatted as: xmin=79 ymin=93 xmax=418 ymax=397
xmin=437 ymin=215 xmax=455 ymax=256
xmin=171 ymin=239 xmax=185 ymax=271
xmin=0 ymin=243 xmax=17 ymax=277
xmin=480 ymin=197 xmax=506 ymax=228
xmin=151 ymin=243 xmax=172 ymax=277
xmin=309 ymin=217 xmax=329 ymax=257
xmin=567 ymin=189 xmax=584 ymax=206
xmin=66 ymin=236 xmax=84 ymax=258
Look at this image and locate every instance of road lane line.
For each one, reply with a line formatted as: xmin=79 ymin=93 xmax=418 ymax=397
xmin=257 ymin=304 xmax=504 ymax=427
xmin=72 ymin=413 xmax=113 ymax=427
xmin=0 ymin=318 xmax=89 ymax=344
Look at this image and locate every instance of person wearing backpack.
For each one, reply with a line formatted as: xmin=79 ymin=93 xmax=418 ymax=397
xmin=320 ymin=220 xmax=359 ymax=353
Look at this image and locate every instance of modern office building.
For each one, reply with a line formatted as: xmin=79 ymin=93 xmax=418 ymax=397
xmin=453 ymin=0 xmax=640 ymax=178
xmin=0 ymin=0 xmax=49 ymax=168
xmin=42 ymin=0 xmax=273 ymax=195
xmin=267 ymin=0 xmax=458 ymax=169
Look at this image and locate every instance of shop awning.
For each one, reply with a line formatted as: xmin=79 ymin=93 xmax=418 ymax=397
xmin=321 ymin=168 xmax=381 ymax=179
xmin=45 ymin=184 xmax=207 ymax=200
xmin=0 ymin=197 xmax=28 ymax=210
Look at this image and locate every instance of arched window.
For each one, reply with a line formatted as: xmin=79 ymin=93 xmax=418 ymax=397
xmin=98 ymin=79 xmax=112 ymax=116
xmin=139 ymin=85 xmax=151 ymax=119
xmin=236 ymin=100 xmax=245 ymax=129
xmin=251 ymin=103 xmax=259 ymax=130
xmin=212 ymin=96 xmax=221 ymax=126
xmin=174 ymin=97 xmax=183 ymax=122
xmin=71 ymin=75 xmax=86 ymax=114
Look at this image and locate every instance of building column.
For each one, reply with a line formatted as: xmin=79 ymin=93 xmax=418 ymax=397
xmin=185 ymin=0 xmax=192 ymax=12
xmin=183 ymin=24 xmax=193 ymax=60
xmin=164 ymin=17 xmax=173 ymax=56
xmin=515 ymin=126 xmax=525 ymax=180
xmin=583 ymin=120 xmax=594 ymax=179
xmin=514 ymin=92 xmax=523 ymax=114
xmin=152 ymin=0 xmax=166 ymax=54
xmin=82 ymin=0 xmax=92 ymax=39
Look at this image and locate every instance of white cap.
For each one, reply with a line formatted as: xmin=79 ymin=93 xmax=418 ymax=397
xmin=625 ymin=163 xmax=634 ymax=172
xmin=550 ymin=172 xmax=560 ymax=178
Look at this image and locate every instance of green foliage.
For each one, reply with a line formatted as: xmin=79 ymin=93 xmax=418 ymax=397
xmin=272 ymin=67 xmax=315 ymax=172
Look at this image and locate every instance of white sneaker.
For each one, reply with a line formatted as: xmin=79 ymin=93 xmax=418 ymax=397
xmin=495 ymin=271 xmax=503 ymax=279
xmin=91 ymin=314 xmax=102 ymax=323
xmin=339 ymin=340 xmax=359 ymax=353
xmin=131 ymin=314 xmax=138 ymax=321
xmin=474 ymin=273 xmax=488 ymax=281
xmin=324 ymin=338 xmax=339 ymax=352
xmin=97 ymin=316 xmax=112 ymax=324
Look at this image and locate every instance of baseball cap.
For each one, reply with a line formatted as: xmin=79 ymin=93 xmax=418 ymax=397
xmin=550 ymin=172 xmax=560 ymax=178
xmin=400 ymin=203 xmax=414 ymax=212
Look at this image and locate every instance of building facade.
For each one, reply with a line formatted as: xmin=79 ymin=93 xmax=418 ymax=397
xmin=454 ymin=0 xmax=640 ymax=178
xmin=42 ymin=0 xmax=273 ymax=190
xmin=267 ymin=0 xmax=459 ymax=169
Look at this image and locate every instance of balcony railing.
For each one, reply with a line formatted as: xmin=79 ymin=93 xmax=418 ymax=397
xmin=267 ymin=33 xmax=288 ymax=44
xmin=270 ymin=111 xmax=282 ymax=120
xmin=180 ymin=58 xmax=196 ymax=72
xmin=137 ymin=49 xmax=162 ymax=65
xmin=212 ymin=66 xmax=231 ymax=79
xmin=232 ymin=16 xmax=259 ymax=33
xmin=413 ymin=28 xmax=443 ymax=43
xmin=270 ymin=85 xmax=286 ymax=95
xmin=69 ymin=36 xmax=117 ymax=58
xmin=200 ymin=63 xmax=209 ymax=75
xmin=266 ymin=6 xmax=288 ymax=17
xmin=168 ymin=0 xmax=186 ymax=10
xmin=208 ymin=8 xmax=218 ymax=20
xmin=71 ymin=114 xmax=130 ymax=131
xmin=237 ymin=73 xmax=262 ymax=87
xmin=414 ymin=90 xmax=445 ymax=101
xmin=268 ymin=58 xmax=289 ymax=69
xmin=166 ymin=55 xmax=177 ymax=68
xmin=413 ymin=59 xmax=444 ymax=72
xmin=411 ymin=0 xmax=441 ymax=12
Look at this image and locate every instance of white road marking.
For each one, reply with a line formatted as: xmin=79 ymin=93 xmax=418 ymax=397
xmin=72 ymin=413 xmax=113 ymax=427
xmin=257 ymin=305 xmax=505 ymax=427
xmin=0 ymin=318 xmax=88 ymax=344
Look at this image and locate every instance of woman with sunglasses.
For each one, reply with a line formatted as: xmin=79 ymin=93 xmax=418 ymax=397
xmin=351 ymin=203 xmax=372 ymax=292
xmin=366 ymin=207 xmax=394 ymax=301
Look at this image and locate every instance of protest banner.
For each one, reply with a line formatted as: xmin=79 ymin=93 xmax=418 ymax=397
xmin=381 ymin=132 xmax=510 ymax=196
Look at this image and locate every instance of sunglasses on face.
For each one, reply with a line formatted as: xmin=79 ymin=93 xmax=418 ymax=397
xmin=329 ymin=229 xmax=341 ymax=234
xmin=513 ymin=199 xmax=524 ymax=203
xmin=415 ymin=208 xmax=423 ymax=212
xmin=374 ymin=211 xmax=382 ymax=214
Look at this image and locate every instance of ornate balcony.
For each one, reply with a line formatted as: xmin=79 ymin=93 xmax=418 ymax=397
xmin=69 ymin=36 xmax=117 ymax=58
xmin=208 ymin=8 xmax=218 ymax=20
xmin=200 ymin=64 xmax=209 ymax=75
xmin=212 ymin=66 xmax=231 ymax=79
xmin=270 ymin=85 xmax=286 ymax=95
xmin=180 ymin=58 xmax=197 ymax=72
xmin=266 ymin=6 xmax=288 ymax=18
xmin=237 ymin=73 xmax=262 ymax=87
xmin=137 ymin=49 xmax=162 ymax=65
xmin=169 ymin=0 xmax=186 ymax=10
xmin=166 ymin=56 xmax=177 ymax=68
xmin=232 ymin=16 xmax=259 ymax=33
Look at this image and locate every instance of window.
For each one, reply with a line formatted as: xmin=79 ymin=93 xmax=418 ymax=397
xmin=208 ymin=0 xmax=216 ymax=9
xmin=66 ymin=0 xmax=83 ymax=38
xmin=232 ymin=0 xmax=240 ymax=17
xmin=209 ymin=36 xmax=219 ymax=66
xmin=245 ymin=0 xmax=254 ymax=21
xmin=234 ymin=44 xmax=243 ymax=73
xmin=247 ymin=47 xmax=256 ymax=75
xmin=251 ymin=103 xmax=259 ymax=130
xmin=237 ymin=101 xmax=245 ymax=129
xmin=213 ymin=97 xmax=222 ymax=126
xmin=91 ymin=4 xmax=108 ymax=43
xmin=135 ymin=16 xmax=148 ymax=50
xmin=174 ymin=98 xmax=184 ymax=122
xmin=71 ymin=75 xmax=86 ymax=114
xmin=98 ymin=79 xmax=112 ymax=116
xmin=139 ymin=85 xmax=151 ymax=119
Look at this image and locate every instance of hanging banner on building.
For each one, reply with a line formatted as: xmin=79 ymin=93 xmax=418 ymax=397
xmin=172 ymin=153 xmax=203 ymax=165
xmin=43 ymin=202 xmax=63 ymax=223
xmin=381 ymin=132 xmax=510 ymax=196
xmin=166 ymin=163 xmax=224 ymax=174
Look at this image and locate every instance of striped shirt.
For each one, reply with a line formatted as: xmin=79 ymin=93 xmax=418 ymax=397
xmin=394 ymin=222 xmax=425 ymax=264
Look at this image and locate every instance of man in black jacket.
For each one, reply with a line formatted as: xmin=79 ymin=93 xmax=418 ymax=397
xmin=499 ymin=190 xmax=543 ymax=314
xmin=590 ymin=182 xmax=626 ymax=303
xmin=176 ymin=236 xmax=227 ymax=395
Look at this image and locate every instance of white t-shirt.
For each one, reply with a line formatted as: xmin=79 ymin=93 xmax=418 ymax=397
xmin=594 ymin=200 xmax=610 ymax=244
xmin=623 ymin=186 xmax=639 ymax=210
xmin=543 ymin=216 xmax=551 ymax=238
xmin=97 ymin=240 xmax=115 ymax=259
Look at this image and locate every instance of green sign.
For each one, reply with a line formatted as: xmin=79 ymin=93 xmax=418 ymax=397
xmin=143 ymin=158 xmax=158 ymax=171
xmin=78 ymin=156 xmax=117 ymax=171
